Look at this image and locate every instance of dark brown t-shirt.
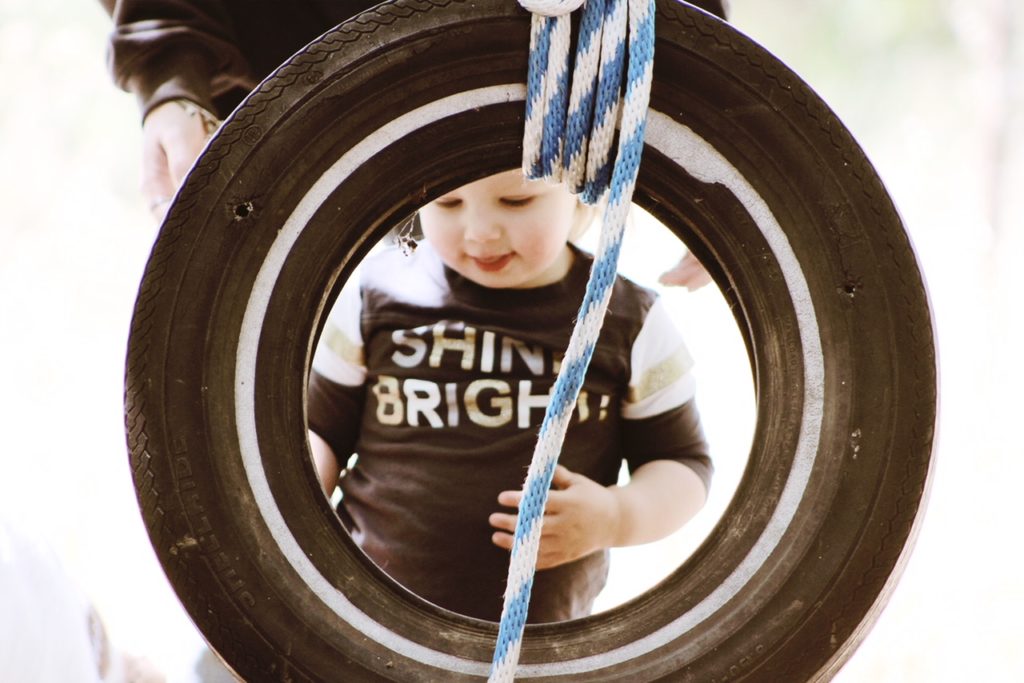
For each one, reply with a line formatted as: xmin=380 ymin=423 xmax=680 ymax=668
xmin=308 ymin=243 xmax=710 ymax=622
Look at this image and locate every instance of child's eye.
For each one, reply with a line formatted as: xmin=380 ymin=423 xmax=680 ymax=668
xmin=433 ymin=198 xmax=462 ymax=209
xmin=500 ymin=196 xmax=534 ymax=207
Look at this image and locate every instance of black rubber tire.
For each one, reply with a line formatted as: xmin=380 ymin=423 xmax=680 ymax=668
xmin=124 ymin=1 xmax=937 ymax=681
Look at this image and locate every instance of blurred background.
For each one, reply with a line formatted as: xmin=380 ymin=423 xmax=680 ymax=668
xmin=0 ymin=0 xmax=1021 ymax=680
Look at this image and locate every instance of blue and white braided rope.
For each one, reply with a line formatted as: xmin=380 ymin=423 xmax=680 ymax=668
xmin=489 ymin=0 xmax=656 ymax=680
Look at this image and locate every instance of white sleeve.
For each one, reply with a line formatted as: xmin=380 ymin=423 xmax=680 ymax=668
xmin=621 ymin=297 xmax=697 ymax=420
xmin=311 ymin=274 xmax=366 ymax=387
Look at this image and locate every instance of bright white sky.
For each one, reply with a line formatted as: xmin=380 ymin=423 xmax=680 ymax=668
xmin=1 ymin=1 xmax=1021 ymax=681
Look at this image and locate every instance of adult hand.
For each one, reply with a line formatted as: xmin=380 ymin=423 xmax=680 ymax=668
xmin=658 ymin=251 xmax=713 ymax=291
xmin=490 ymin=465 xmax=620 ymax=570
xmin=121 ymin=652 xmax=167 ymax=683
xmin=141 ymin=100 xmax=219 ymax=222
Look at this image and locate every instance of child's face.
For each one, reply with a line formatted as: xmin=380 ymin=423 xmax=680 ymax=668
xmin=419 ymin=169 xmax=586 ymax=289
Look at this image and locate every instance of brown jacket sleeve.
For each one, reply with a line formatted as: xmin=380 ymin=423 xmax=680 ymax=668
xmin=100 ymin=0 xmax=255 ymax=119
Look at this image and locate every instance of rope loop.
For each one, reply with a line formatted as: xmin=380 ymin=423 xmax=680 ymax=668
xmin=490 ymin=0 xmax=656 ymax=681
xmin=517 ymin=0 xmax=587 ymax=18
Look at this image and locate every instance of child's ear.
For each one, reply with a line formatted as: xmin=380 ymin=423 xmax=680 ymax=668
xmin=569 ymin=199 xmax=601 ymax=242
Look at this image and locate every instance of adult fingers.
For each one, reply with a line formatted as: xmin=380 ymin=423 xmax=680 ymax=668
xmin=141 ymin=101 xmax=218 ymax=221
xmin=164 ymin=123 xmax=209 ymax=188
xmin=141 ymin=128 xmax=176 ymax=221
xmin=658 ymin=251 xmax=713 ymax=290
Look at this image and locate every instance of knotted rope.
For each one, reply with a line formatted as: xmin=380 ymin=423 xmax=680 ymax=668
xmin=488 ymin=0 xmax=656 ymax=680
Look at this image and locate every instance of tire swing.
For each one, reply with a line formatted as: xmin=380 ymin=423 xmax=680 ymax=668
xmin=124 ymin=0 xmax=937 ymax=680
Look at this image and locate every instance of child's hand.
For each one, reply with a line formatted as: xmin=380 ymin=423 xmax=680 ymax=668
xmin=489 ymin=465 xmax=621 ymax=569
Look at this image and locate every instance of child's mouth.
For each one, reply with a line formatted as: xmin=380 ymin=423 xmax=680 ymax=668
xmin=471 ymin=254 xmax=514 ymax=272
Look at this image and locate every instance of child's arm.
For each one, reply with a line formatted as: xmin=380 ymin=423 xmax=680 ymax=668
xmin=489 ymin=461 xmax=706 ymax=570
xmin=309 ymin=431 xmax=341 ymax=497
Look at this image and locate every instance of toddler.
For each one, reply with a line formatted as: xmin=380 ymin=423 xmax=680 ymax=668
xmin=307 ymin=169 xmax=712 ymax=622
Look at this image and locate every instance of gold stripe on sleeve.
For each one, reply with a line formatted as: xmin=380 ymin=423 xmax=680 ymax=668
xmin=323 ymin=324 xmax=364 ymax=366
xmin=627 ymin=345 xmax=694 ymax=404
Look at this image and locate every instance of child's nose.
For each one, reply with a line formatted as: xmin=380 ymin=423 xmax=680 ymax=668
xmin=463 ymin=208 xmax=502 ymax=243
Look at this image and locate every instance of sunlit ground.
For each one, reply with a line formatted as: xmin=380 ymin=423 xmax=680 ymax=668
xmin=1 ymin=1 xmax=1021 ymax=681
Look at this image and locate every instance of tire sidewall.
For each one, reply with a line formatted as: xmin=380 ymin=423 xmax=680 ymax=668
xmin=125 ymin=1 xmax=936 ymax=680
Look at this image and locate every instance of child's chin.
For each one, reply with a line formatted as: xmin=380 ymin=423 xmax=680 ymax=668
xmin=468 ymin=272 xmax=515 ymax=289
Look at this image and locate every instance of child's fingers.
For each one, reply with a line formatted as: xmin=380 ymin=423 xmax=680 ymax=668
xmin=489 ymin=511 xmax=518 ymax=533
xmin=496 ymin=467 xmax=575 ymax=509
xmin=497 ymin=490 xmax=522 ymax=507
xmin=551 ymin=465 xmax=575 ymax=489
xmin=491 ymin=531 xmax=514 ymax=551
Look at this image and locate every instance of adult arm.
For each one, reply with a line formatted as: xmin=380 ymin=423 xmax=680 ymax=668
xmin=98 ymin=0 xmax=253 ymax=118
xmin=101 ymin=0 xmax=725 ymax=118
xmin=98 ymin=0 xmax=256 ymax=218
